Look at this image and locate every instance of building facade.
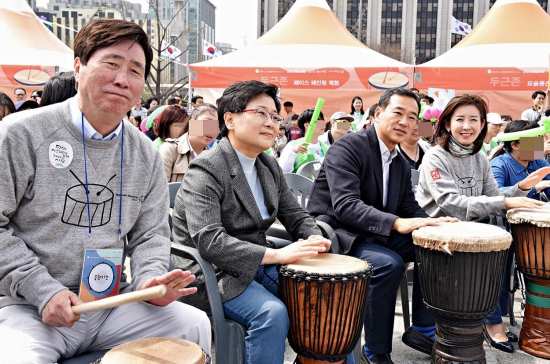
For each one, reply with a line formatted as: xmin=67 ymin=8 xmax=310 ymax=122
xmin=258 ymin=0 xmax=550 ymax=63
xmin=187 ymin=0 xmax=216 ymax=64
xmin=39 ymin=0 xmax=215 ymax=97
xmin=26 ymin=0 xmax=37 ymax=11
xmin=43 ymin=0 xmax=144 ymax=20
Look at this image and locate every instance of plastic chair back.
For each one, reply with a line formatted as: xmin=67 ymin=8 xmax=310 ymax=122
xmin=296 ymin=161 xmax=321 ymax=180
xmin=168 ymin=182 xmax=182 ymax=230
xmin=283 ymin=173 xmax=314 ymax=208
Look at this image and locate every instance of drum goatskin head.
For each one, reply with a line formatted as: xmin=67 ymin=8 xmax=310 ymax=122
xmin=286 ymin=253 xmax=368 ymax=274
xmin=101 ymin=337 xmax=204 ymax=364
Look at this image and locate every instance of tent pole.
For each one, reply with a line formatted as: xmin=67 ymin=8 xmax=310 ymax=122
xmin=358 ymin=0 xmax=363 ymax=43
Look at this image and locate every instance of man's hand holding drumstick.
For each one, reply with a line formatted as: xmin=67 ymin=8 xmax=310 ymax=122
xmin=261 ymin=235 xmax=331 ymax=265
xmin=41 ymin=270 xmax=197 ymax=328
xmin=42 ymin=290 xmax=84 ymax=328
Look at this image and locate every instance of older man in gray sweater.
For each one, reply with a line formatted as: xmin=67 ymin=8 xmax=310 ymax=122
xmin=0 ymin=20 xmax=210 ymax=363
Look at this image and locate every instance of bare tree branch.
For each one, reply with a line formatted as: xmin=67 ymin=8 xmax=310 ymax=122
xmin=368 ymin=41 xmax=415 ymax=64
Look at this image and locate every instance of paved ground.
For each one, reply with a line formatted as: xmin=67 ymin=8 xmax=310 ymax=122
xmin=127 ymin=257 xmax=548 ymax=364
xmin=281 ymin=285 xmax=546 ymax=364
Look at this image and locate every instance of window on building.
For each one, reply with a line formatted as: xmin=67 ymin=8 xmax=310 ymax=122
xmin=451 ymin=0 xmax=474 ymax=48
xmin=415 ymin=0 xmax=438 ymax=63
xmin=381 ymin=0 xmax=403 ymax=48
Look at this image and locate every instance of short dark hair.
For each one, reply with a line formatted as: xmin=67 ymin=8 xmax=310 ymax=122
xmin=14 ymin=87 xmax=26 ymax=95
xmin=532 ymin=90 xmax=546 ymax=100
xmin=32 ymin=90 xmax=42 ymax=97
xmin=40 ymin=73 xmax=77 ymax=107
xmin=217 ymin=81 xmax=281 ymax=138
xmin=279 ymin=126 xmax=285 ymax=131
xmin=501 ymin=115 xmax=513 ymax=122
xmin=167 ymin=97 xmax=178 ymax=105
xmin=368 ymin=103 xmax=378 ymax=118
xmin=0 ymin=91 xmax=16 ymax=118
xmin=154 ymin=105 xmax=189 ymax=140
xmin=297 ymin=108 xmax=325 ymax=135
xmin=191 ymin=95 xmax=203 ymax=104
xmin=291 ymin=114 xmax=299 ymax=121
xmin=74 ymin=19 xmax=153 ymax=79
xmin=144 ymin=97 xmax=159 ymax=109
xmin=283 ymin=101 xmax=293 ymax=107
xmin=378 ymin=88 xmax=420 ymax=116
xmin=184 ymin=103 xmax=218 ymax=133
xmin=426 ymin=96 xmax=434 ymax=104
xmin=435 ymin=94 xmax=489 ymax=155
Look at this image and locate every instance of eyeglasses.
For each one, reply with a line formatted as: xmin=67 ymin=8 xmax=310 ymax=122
xmin=242 ymin=108 xmax=284 ymax=124
xmin=15 ymin=93 xmax=25 ymax=97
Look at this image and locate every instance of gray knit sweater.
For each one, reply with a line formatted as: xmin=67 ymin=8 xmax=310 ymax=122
xmin=0 ymin=99 xmax=171 ymax=313
xmin=416 ymin=145 xmax=528 ymax=221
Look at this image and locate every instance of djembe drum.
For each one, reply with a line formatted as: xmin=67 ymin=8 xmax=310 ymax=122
xmin=97 ymin=337 xmax=206 ymax=364
xmin=413 ymin=222 xmax=512 ymax=363
xmin=278 ymin=253 xmax=372 ymax=364
xmin=507 ymin=206 xmax=550 ymax=359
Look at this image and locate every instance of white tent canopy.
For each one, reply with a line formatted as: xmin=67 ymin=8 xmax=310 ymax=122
xmin=0 ymin=0 xmax=73 ymax=69
xmin=189 ymin=0 xmax=413 ymax=114
xmin=421 ymin=0 xmax=550 ymax=68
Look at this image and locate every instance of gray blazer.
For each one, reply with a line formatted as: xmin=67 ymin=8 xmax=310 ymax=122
xmin=172 ymin=137 xmax=321 ymax=309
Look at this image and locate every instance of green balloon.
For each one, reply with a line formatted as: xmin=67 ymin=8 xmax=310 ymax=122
xmin=496 ymin=118 xmax=550 ymax=142
xmin=146 ymin=105 xmax=170 ymax=130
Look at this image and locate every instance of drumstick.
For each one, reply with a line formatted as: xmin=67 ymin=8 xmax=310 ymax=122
xmin=72 ymin=285 xmax=167 ymax=315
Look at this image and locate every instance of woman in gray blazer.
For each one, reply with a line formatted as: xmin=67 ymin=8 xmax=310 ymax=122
xmin=172 ymin=81 xmax=331 ymax=364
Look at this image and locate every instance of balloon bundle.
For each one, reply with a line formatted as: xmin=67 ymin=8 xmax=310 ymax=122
xmin=422 ymin=107 xmax=443 ymax=123
xmin=140 ymin=105 xmax=170 ymax=132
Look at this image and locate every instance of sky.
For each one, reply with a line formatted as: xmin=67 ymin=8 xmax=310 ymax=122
xmin=36 ymin=0 xmax=259 ymax=50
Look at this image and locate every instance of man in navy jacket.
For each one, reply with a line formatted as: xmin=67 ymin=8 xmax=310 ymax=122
xmin=308 ymin=88 xmax=455 ymax=364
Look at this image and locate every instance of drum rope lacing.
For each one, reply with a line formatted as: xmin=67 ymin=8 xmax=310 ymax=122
xmin=434 ymin=324 xmax=485 ymax=348
xmin=278 ymin=266 xmax=372 ymax=283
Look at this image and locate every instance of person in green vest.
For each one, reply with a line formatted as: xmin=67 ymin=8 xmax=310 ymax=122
xmin=349 ymin=96 xmax=365 ymax=132
xmin=319 ymin=111 xmax=353 ymax=146
xmin=482 ymin=112 xmax=505 ymax=160
xmin=279 ymin=109 xmax=328 ymax=173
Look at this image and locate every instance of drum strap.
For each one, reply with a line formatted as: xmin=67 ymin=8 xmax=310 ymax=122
xmin=526 ymin=282 xmax=550 ymax=309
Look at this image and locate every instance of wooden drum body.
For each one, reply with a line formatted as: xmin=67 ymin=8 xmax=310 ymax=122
xmin=508 ymin=206 xmax=550 ymax=359
xmin=278 ymin=253 xmax=373 ymax=364
xmin=413 ymin=222 xmax=512 ymax=364
xmin=99 ymin=337 xmax=206 ymax=364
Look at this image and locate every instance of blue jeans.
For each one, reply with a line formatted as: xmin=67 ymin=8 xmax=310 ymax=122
xmin=223 ymin=265 xmax=355 ymax=364
xmin=350 ymin=231 xmax=434 ymax=355
xmin=484 ymin=246 xmax=514 ymax=325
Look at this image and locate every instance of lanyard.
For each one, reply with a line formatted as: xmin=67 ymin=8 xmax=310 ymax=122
xmin=413 ymin=145 xmax=418 ymax=170
xmin=81 ymin=113 xmax=125 ymax=244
